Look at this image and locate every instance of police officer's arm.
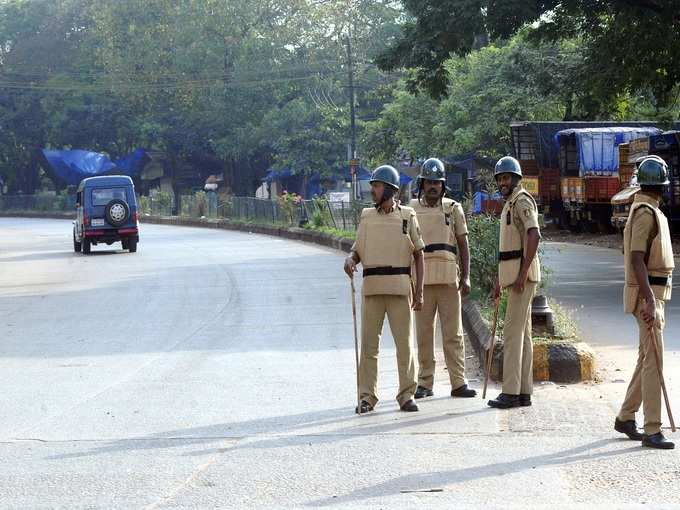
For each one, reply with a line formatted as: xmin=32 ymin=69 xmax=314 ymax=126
xmin=515 ymin=228 xmax=540 ymax=290
xmin=453 ymin=204 xmax=471 ymax=296
xmin=631 ymin=251 xmax=655 ymax=325
xmin=413 ymin=249 xmax=424 ymax=310
xmin=409 ymin=213 xmax=426 ymax=311
xmin=344 ymin=226 xmax=362 ymax=277
xmin=513 ymin=198 xmax=541 ymax=293
xmin=630 ymin=208 xmax=657 ymax=325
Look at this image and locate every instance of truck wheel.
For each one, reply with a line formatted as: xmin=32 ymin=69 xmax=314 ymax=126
xmin=82 ymin=237 xmax=91 ymax=254
xmin=121 ymin=238 xmax=129 ymax=250
xmin=128 ymin=237 xmax=137 ymax=253
xmin=73 ymin=230 xmax=81 ymax=252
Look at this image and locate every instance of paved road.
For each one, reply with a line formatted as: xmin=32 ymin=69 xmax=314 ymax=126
xmin=543 ymin=241 xmax=680 ymax=350
xmin=1 ymin=218 xmax=679 ymax=509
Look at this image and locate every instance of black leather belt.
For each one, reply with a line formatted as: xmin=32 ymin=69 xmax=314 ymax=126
xmin=363 ymin=266 xmax=411 ymax=277
xmin=424 ymin=243 xmax=457 ymax=255
xmin=649 ymin=275 xmax=671 ymax=286
xmin=499 ymin=250 xmax=523 ymax=261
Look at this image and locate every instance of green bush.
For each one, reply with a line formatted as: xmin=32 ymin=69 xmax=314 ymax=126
xmin=153 ymin=191 xmax=172 ymax=215
xmin=310 ymin=197 xmax=332 ymax=228
xmin=467 ymin=213 xmax=500 ymax=301
xmin=138 ymin=195 xmax=151 ymax=215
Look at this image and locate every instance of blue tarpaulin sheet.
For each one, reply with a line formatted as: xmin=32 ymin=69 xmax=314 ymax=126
xmin=471 ymin=191 xmax=502 ymax=214
xmin=41 ymin=148 xmax=149 ymax=186
xmin=342 ymin=165 xmax=371 ymax=181
xmin=263 ymin=169 xmax=322 ymax=198
xmin=400 ymin=173 xmax=412 ymax=186
xmin=555 ymin=127 xmax=662 ymax=175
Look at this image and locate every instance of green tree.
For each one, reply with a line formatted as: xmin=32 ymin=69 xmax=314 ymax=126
xmin=377 ymin=0 xmax=680 ymax=110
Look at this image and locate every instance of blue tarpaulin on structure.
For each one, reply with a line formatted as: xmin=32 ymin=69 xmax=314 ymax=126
xmin=263 ymin=169 xmax=322 ymax=198
xmin=41 ymin=148 xmax=150 ymax=186
xmin=555 ymin=127 xmax=662 ymax=175
xmin=400 ymin=173 xmax=413 ymax=186
xmin=649 ymin=131 xmax=680 ymax=152
xmin=342 ymin=165 xmax=371 ymax=181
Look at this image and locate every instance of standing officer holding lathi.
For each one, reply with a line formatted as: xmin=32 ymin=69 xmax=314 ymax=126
xmin=344 ymin=165 xmax=425 ymax=414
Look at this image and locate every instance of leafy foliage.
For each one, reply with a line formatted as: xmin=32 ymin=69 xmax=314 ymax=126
xmin=377 ymin=0 xmax=680 ymax=111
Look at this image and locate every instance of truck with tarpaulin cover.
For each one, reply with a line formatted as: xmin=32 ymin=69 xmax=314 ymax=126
xmin=510 ymin=121 xmax=661 ymax=229
xmin=555 ymin=126 xmax=661 ymax=232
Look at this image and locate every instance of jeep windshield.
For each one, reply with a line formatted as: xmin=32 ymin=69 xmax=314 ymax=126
xmin=91 ymin=188 xmax=127 ymax=206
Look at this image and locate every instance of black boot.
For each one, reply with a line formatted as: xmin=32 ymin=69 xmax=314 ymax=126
xmin=414 ymin=385 xmax=433 ymax=399
xmin=488 ymin=393 xmax=521 ymax=409
xmin=451 ymin=384 xmax=477 ymax=398
xmin=642 ymin=432 xmax=675 ymax=449
xmin=614 ymin=418 xmax=643 ymax=440
xmin=355 ymin=400 xmax=374 ymax=414
xmin=400 ymin=399 xmax=419 ymax=412
xmin=519 ymin=394 xmax=532 ymax=407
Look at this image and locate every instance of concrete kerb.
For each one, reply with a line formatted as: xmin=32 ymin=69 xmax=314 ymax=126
xmin=462 ymin=298 xmax=595 ymax=384
xmin=3 ymin=211 xmax=595 ymax=383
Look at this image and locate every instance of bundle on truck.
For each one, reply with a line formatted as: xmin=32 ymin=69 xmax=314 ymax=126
xmin=612 ymin=131 xmax=680 ymax=233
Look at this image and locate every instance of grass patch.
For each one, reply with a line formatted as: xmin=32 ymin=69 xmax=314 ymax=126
xmin=477 ymin=295 xmax=579 ymax=345
xmin=304 ymin=224 xmax=356 ymax=239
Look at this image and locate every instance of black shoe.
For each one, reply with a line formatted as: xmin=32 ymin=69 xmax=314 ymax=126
xmin=642 ymin=432 xmax=675 ymax=449
xmin=614 ymin=418 xmax=643 ymax=440
xmin=355 ymin=400 xmax=374 ymax=414
xmin=400 ymin=399 xmax=419 ymax=412
xmin=451 ymin=384 xmax=477 ymax=398
xmin=519 ymin=394 xmax=532 ymax=407
xmin=488 ymin=393 xmax=521 ymax=409
xmin=414 ymin=385 xmax=434 ymax=399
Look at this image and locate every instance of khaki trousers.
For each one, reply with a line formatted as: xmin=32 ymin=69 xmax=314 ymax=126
xmin=618 ymin=299 xmax=666 ymax=435
xmin=415 ymin=284 xmax=466 ymax=390
xmin=502 ymin=282 xmax=537 ymax=395
xmin=359 ymin=294 xmax=417 ymax=406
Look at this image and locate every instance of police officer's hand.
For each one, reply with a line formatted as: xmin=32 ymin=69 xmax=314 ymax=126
xmin=412 ymin=290 xmax=424 ymax=311
xmin=512 ymin=273 xmax=527 ymax=294
xmin=641 ymin=296 xmax=656 ymax=328
xmin=344 ymin=256 xmax=357 ymax=278
xmin=460 ymin=277 xmax=471 ymax=297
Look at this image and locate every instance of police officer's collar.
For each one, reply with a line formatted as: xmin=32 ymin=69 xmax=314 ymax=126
xmin=376 ymin=200 xmax=398 ymax=214
xmin=419 ymin=196 xmax=443 ymax=208
xmin=634 ymin=192 xmax=661 ymax=208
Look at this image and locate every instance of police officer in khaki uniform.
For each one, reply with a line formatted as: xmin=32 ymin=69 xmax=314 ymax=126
xmin=488 ymin=156 xmax=541 ymax=409
xmin=344 ymin=165 xmax=425 ymax=413
xmin=615 ymin=156 xmax=675 ymax=449
xmin=409 ymin=158 xmax=476 ymax=400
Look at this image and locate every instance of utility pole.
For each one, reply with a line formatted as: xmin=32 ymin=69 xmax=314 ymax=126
xmin=346 ymin=32 xmax=359 ymax=201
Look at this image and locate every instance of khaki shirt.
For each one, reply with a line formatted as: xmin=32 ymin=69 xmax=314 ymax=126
xmin=451 ymin=202 xmax=468 ymax=237
xmin=511 ymin=190 xmax=541 ymax=236
xmin=351 ymin=203 xmax=425 ymax=258
xmin=629 ymin=193 xmax=659 ymax=253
